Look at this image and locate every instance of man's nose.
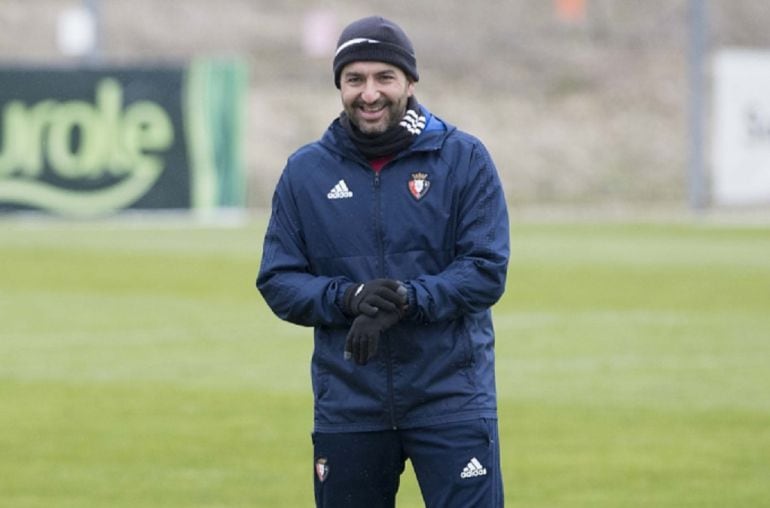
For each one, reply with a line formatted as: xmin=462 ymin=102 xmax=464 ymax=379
xmin=361 ymin=79 xmax=380 ymax=103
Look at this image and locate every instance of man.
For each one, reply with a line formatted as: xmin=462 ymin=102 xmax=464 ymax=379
xmin=257 ymin=15 xmax=509 ymax=507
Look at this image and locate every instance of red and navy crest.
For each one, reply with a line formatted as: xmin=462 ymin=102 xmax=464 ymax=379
xmin=315 ymin=457 xmax=329 ymax=482
xmin=408 ymin=172 xmax=430 ymax=200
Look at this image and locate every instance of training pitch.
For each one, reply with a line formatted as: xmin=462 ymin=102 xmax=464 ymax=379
xmin=1 ymin=215 xmax=769 ymax=507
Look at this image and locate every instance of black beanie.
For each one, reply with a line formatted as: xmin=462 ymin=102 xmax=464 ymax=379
xmin=333 ymin=16 xmax=419 ymax=88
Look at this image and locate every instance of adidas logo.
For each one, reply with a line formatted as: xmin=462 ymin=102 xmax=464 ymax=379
xmin=400 ymin=109 xmax=426 ymax=135
xmin=460 ymin=457 xmax=487 ymax=479
xmin=327 ymin=179 xmax=353 ymax=199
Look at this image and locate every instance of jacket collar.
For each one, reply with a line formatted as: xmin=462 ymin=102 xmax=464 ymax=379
xmin=320 ymin=105 xmax=454 ymax=164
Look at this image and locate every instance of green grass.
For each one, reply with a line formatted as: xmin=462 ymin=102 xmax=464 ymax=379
xmin=1 ymin=217 xmax=769 ymax=507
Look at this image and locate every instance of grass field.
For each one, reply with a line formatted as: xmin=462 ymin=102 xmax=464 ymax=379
xmin=1 ymin=215 xmax=769 ymax=507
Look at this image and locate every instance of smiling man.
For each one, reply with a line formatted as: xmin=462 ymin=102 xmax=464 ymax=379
xmin=257 ymin=15 xmax=510 ymax=508
xmin=339 ymin=61 xmax=414 ymax=135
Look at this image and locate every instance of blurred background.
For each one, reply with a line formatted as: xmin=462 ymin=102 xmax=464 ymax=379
xmin=2 ymin=3 xmax=770 ymax=506
xmin=3 ymin=0 xmax=770 ymax=217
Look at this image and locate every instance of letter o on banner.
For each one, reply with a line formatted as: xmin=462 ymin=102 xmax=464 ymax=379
xmin=48 ymin=102 xmax=104 ymax=179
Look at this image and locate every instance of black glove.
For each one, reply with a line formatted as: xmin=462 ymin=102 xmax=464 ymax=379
xmin=344 ymin=309 xmax=402 ymax=365
xmin=344 ymin=284 xmax=407 ymax=365
xmin=343 ymin=279 xmax=405 ymax=318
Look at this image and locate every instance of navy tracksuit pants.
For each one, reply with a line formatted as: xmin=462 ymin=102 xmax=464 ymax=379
xmin=312 ymin=418 xmax=504 ymax=507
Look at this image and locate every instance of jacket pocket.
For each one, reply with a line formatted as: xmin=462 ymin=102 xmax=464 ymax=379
xmin=453 ymin=318 xmax=478 ymax=390
xmin=452 ymin=317 xmax=475 ymax=366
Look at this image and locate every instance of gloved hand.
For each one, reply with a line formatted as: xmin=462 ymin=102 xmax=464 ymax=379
xmin=344 ymin=309 xmax=402 ymax=365
xmin=344 ymin=283 xmax=407 ymax=365
xmin=343 ymin=279 xmax=406 ymax=318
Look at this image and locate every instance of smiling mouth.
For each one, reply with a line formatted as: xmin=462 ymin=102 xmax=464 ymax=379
xmin=358 ymin=106 xmax=386 ymax=122
xmin=355 ymin=99 xmax=387 ymax=113
xmin=360 ymin=103 xmax=385 ymax=112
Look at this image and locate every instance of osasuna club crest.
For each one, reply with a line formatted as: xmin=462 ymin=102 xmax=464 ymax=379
xmin=315 ymin=457 xmax=329 ymax=482
xmin=408 ymin=172 xmax=430 ymax=200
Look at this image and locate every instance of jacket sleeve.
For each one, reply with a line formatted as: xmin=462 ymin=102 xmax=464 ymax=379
xmin=406 ymin=141 xmax=510 ymax=323
xmin=256 ymin=171 xmax=352 ymax=328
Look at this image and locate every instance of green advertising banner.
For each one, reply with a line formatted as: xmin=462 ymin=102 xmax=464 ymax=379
xmin=0 ymin=59 xmax=246 ymax=217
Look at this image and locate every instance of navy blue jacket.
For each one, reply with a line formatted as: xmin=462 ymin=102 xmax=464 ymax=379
xmin=257 ymin=107 xmax=509 ymax=433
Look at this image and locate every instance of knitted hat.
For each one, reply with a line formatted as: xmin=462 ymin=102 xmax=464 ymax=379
xmin=333 ymin=16 xmax=419 ymax=88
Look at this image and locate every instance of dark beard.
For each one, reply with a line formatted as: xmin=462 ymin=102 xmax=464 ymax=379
xmin=339 ymin=96 xmax=425 ymax=159
xmin=348 ymin=97 xmax=407 ymax=135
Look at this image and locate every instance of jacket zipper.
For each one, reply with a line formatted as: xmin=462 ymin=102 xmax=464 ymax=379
xmin=373 ymin=170 xmax=398 ymax=430
xmin=373 ymin=171 xmax=385 ymax=277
